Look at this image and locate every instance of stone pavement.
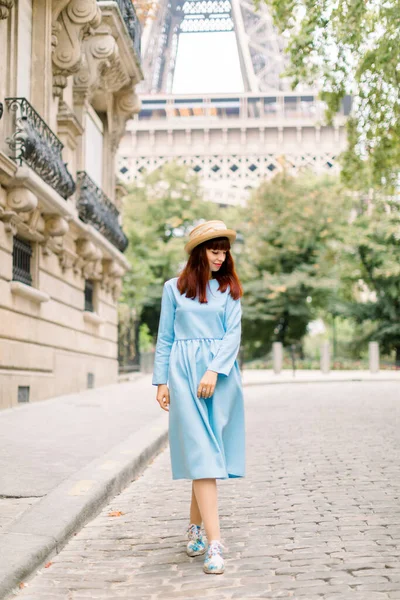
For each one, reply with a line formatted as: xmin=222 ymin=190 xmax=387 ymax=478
xmin=11 ymin=380 xmax=400 ymax=600
xmin=0 ymin=374 xmax=167 ymax=598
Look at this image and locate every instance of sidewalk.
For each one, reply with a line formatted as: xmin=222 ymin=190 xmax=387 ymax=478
xmin=242 ymin=367 xmax=400 ymax=386
xmin=0 ymin=373 xmax=164 ymax=599
xmin=1 ymin=368 xmax=399 ymax=598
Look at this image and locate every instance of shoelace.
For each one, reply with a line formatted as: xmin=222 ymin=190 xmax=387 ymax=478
xmin=187 ymin=524 xmax=202 ymax=541
xmin=206 ymin=540 xmax=225 ymax=557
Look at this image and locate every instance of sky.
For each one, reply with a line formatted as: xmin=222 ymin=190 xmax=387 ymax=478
xmin=172 ymin=32 xmax=244 ymax=94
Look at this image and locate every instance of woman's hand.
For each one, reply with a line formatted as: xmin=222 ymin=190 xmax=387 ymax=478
xmin=197 ymin=370 xmax=218 ymax=399
xmin=156 ymin=384 xmax=170 ymax=411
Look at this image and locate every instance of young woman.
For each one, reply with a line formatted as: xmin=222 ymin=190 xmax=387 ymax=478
xmin=152 ymin=220 xmax=245 ymax=575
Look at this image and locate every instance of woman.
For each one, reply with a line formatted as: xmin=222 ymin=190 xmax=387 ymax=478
xmin=152 ymin=220 xmax=245 ymax=575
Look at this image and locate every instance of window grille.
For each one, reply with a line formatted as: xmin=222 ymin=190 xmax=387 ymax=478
xmin=13 ymin=237 xmax=32 ymax=286
xmin=84 ymin=280 xmax=94 ymax=312
xmin=18 ymin=386 xmax=30 ymax=403
xmin=87 ymin=372 xmax=94 ymax=389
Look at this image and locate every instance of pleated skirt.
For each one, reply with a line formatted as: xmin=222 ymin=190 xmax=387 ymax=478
xmin=167 ymin=338 xmax=246 ymax=480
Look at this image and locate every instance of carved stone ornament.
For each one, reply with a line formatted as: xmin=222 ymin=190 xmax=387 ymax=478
xmin=28 ymin=208 xmax=46 ymax=235
xmin=83 ymin=257 xmax=102 ymax=280
xmin=74 ymin=25 xmax=121 ymax=97
xmin=101 ymin=258 xmax=124 ymax=293
xmin=110 ymin=85 xmax=140 ymax=151
xmin=75 ymin=238 xmax=97 ymax=260
xmin=1 ymin=205 xmax=46 ymax=242
xmin=58 ymin=247 xmax=78 ymax=271
xmin=52 ymin=0 xmax=102 ymax=97
xmin=74 ymin=237 xmax=103 ymax=278
xmin=41 ymin=236 xmax=64 ymax=256
xmin=7 ymin=187 xmax=38 ymax=213
xmin=0 ymin=211 xmax=18 ymax=235
xmin=0 ymin=0 xmax=14 ymax=19
xmin=44 ymin=215 xmax=69 ymax=237
xmin=0 ymin=188 xmax=45 ymax=238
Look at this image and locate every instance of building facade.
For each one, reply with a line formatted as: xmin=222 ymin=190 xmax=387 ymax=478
xmin=0 ymin=0 xmax=143 ymax=408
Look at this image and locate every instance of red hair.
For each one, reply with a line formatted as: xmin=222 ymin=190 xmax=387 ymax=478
xmin=177 ymin=236 xmax=243 ymax=304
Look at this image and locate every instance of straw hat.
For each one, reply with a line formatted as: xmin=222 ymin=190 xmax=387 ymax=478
xmin=184 ymin=220 xmax=237 ymax=255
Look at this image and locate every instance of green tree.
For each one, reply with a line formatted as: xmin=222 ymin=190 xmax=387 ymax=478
xmin=241 ymin=171 xmax=348 ymax=358
xmin=120 ymin=163 xmax=220 ymax=363
xmin=263 ymin=0 xmax=400 ymax=191
xmin=337 ymin=193 xmax=400 ymax=365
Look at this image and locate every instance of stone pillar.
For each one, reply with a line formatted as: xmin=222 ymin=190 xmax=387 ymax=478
xmin=320 ymin=341 xmax=330 ymax=374
xmin=141 ymin=351 xmax=154 ymax=374
xmin=369 ymin=342 xmax=379 ymax=374
xmin=273 ymin=342 xmax=283 ymax=374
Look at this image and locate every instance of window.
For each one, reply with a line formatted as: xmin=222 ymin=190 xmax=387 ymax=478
xmin=13 ymin=237 xmax=32 ymax=286
xmin=84 ymin=280 xmax=94 ymax=312
xmin=85 ymin=107 xmax=103 ymax=188
xmin=17 ymin=0 xmax=33 ymax=99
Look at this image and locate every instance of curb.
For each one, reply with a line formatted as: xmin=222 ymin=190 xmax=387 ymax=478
xmin=242 ymin=376 xmax=400 ymax=387
xmin=0 ymin=416 xmax=168 ymax=600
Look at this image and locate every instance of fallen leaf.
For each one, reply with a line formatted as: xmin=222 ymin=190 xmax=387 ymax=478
xmin=19 ymin=583 xmax=25 ymax=589
xmin=45 ymin=562 xmax=53 ymax=568
xmin=108 ymin=510 xmax=124 ymax=517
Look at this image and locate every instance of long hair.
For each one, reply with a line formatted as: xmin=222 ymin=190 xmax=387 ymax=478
xmin=177 ymin=236 xmax=243 ymax=304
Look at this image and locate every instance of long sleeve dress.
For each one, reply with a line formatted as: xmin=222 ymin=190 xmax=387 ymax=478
xmin=152 ymin=276 xmax=245 ymax=480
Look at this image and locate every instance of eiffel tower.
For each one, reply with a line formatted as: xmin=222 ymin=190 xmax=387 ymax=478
xmin=118 ymin=0 xmax=350 ymax=205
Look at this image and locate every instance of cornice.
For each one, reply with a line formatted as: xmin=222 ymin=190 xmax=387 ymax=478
xmin=97 ymin=2 xmax=143 ymax=85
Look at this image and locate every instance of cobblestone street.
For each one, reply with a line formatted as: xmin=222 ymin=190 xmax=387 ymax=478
xmin=14 ymin=381 xmax=400 ymax=600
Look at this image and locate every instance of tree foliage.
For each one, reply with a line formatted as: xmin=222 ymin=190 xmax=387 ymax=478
xmin=239 ymin=171 xmax=348 ymax=357
xmin=263 ymin=0 xmax=400 ymax=191
xmin=337 ymin=193 xmax=400 ymax=363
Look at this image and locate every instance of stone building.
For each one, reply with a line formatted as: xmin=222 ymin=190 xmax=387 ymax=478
xmin=0 ymin=0 xmax=143 ymax=408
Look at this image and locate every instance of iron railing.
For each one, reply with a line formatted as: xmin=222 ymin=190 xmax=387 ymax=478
xmin=76 ymin=171 xmax=128 ymax=253
xmin=5 ymin=98 xmax=76 ymax=200
xmin=13 ymin=236 xmax=33 ymax=286
xmin=98 ymin=0 xmax=141 ymax=57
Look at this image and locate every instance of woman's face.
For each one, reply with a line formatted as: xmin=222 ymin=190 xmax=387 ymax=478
xmin=206 ymin=247 xmax=227 ymax=273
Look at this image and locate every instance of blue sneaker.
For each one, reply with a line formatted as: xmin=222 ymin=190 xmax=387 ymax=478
xmin=186 ymin=524 xmax=207 ymax=557
xmin=203 ymin=540 xmax=225 ymax=574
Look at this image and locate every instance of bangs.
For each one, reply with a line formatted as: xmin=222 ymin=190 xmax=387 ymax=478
xmin=204 ymin=236 xmax=231 ymax=251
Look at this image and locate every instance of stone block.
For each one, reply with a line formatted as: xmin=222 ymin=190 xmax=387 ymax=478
xmin=0 ymin=246 xmax=12 ymax=281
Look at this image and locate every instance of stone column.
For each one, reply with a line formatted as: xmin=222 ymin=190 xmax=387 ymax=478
xmin=320 ymin=341 xmax=330 ymax=374
xmin=273 ymin=342 xmax=283 ymax=374
xmin=369 ymin=342 xmax=379 ymax=374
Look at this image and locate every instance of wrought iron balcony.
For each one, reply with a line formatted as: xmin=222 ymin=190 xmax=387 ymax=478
xmin=4 ymin=98 xmax=75 ymax=200
xmin=77 ymin=171 xmax=128 ymax=253
xmin=98 ymin=0 xmax=141 ymax=57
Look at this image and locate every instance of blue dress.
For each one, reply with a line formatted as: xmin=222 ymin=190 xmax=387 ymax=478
xmin=152 ymin=276 xmax=245 ymax=480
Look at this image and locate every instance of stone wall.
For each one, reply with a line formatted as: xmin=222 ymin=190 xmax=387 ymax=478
xmin=0 ymin=0 xmax=143 ymax=408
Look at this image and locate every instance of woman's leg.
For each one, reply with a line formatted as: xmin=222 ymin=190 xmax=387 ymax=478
xmin=190 ymin=481 xmax=202 ymax=526
xmin=192 ymin=478 xmax=220 ymax=541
